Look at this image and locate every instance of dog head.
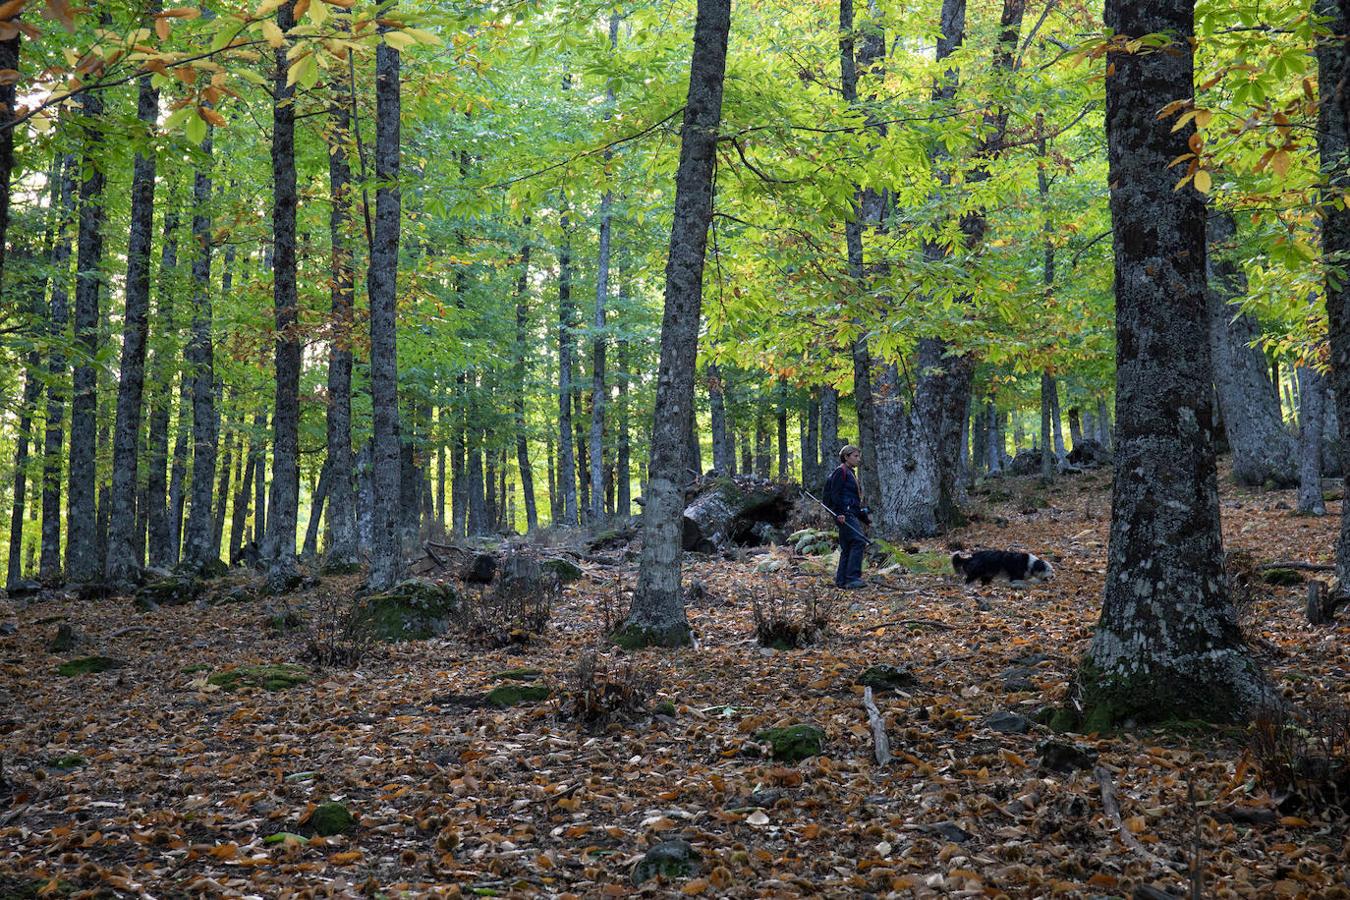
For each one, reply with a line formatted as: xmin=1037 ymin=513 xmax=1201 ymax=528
xmin=1026 ymin=554 xmax=1054 ymax=582
xmin=951 ymin=552 xmax=970 ymax=575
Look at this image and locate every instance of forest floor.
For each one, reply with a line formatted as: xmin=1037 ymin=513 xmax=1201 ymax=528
xmin=1 ymin=466 xmax=1348 ymax=899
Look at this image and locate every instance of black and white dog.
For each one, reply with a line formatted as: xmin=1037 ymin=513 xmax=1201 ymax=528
xmin=951 ymin=550 xmax=1054 ymax=586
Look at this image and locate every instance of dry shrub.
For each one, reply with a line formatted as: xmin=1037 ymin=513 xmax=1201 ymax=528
xmin=564 ymin=651 xmax=656 ymax=728
xmin=750 ymin=579 xmax=837 ymax=650
xmin=301 ymin=592 xmax=375 ymax=668
xmin=1249 ymin=700 xmax=1350 ymax=813
xmin=455 ymin=556 xmax=559 ymax=648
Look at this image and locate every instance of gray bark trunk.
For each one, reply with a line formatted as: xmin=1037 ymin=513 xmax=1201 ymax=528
xmin=1083 ymin=0 xmax=1271 ymax=724
xmin=145 ymin=197 xmax=180 ymax=569
xmin=985 ymin=398 xmax=1001 ymax=473
xmin=211 ymin=406 xmax=236 ymax=559
xmin=302 ymin=459 xmax=331 ymax=559
xmin=709 ymin=364 xmax=733 ymax=474
xmin=776 ymin=382 xmax=789 ymax=478
xmin=805 ymin=392 xmax=820 ymax=487
xmin=1049 ymin=376 xmax=1067 ymax=463
xmin=230 ymin=444 xmax=254 ymax=562
xmin=106 ymin=63 xmax=159 ymax=584
xmin=628 ymin=0 xmax=730 ymax=646
xmin=1040 ymin=373 xmax=1054 ymax=482
xmin=325 ymin=78 xmax=360 ymax=565
xmin=264 ymin=0 xmax=302 ymax=587
xmin=367 ymin=17 xmax=403 ymax=589
xmin=40 ymin=153 xmax=76 ymax=582
xmin=167 ymin=375 xmax=190 ymax=565
xmin=819 ymin=386 xmax=839 ymax=469
xmin=0 ymin=17 xmax=18 ymax=292
xmin=252 ymin=411 xmax=267 ymax=546
xmin=1206 ymin=212 xmax=1296 ymax=485
xmin=1067 ymin=406 xmax=1083 ymax=448
xmin=590 ymin=17 xmax=619 ymax=523
xmin=67 ymin=90 xmax=107 ymax=584
xmin=1096 ymin=398 xmax=1112 ymax=448
xmin=6 ymin=260 xmax=43 ymax=588
xmin=513 ymin=232 xmax=538 ymax=531
xmin=182 ymin=133 xmax=218 ymax=572
xmin=616 ymin=338 xmax=631 ymax=516
xmin=557 ymin=199 xmax=578 ymax=526
xmin=1297 ymin=364 xmax=1327 ymax=515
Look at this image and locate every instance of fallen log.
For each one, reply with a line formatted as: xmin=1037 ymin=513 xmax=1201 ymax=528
xmin=681 ymin=477 xmax=796 ymax=552
xmin=862 ymin=686 xmax=891 ymax=766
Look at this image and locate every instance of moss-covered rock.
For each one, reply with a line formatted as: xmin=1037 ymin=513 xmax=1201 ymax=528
xmin=354 ymin=578 xmax=460 ymax=642
xmin=493 ymin=668 xmax=543 ymax=682
xmin=56 ymin=656 xmax=123 ymax=677
xmin=653 ymin=700 xmax=678 ymax=717
xmin=1261 ymin=567 xmax=1305 ymax=586
xmin=134 ymin=574 xmax=202 ymax=610
xmin=207 ymin=664 xmax=309 ymax=692
xmin=486 ymin=684 xmax=551 ymax=708
xmin=856 ymin=664 xmax=917 ymax=693
xmin=754 ymin=724 xmax=825 ymax=762
xmin=610 ymin=622 xmax=693 ymax=650
xmin=320 ymin=559 xmax=364 ymax=577
xmin=540 ymin=558 xmax=583 ymax=582
xmin=310 ymin=801 xmax=356 ymax=836
xmin=631 ymin=839 xmax=700 ymax=885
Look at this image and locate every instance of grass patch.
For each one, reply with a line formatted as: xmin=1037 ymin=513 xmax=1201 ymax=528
xmin=207 ymin=664 xmax=309 ymax=692
xmin=56 ymin=656 xmax=122 ymax=677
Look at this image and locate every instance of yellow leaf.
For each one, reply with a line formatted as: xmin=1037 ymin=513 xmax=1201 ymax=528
xmin=308 ymin=0 xmax=327 ymax=25
xmin=155 ymin=16 xmax=170 ymax=40
xmin=1193 ymin=169 xmax=1212 ymax=194
xmin=256 ymin=0 xmax=285 ymax=14
xmin=1194 ymin=108 xmax=1212 ymax=128
xmin=404 ymin=27 xmax=440 ymax=45
xmin=1271 ymin=150 xmax=1291 ymax=179
xmin=383 ymin=29 xmax=415 ymax=51
xmin=261 ymin=18 xmax=284 ymax=47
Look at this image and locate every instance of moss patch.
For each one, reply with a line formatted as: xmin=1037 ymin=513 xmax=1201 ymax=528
xmin=310 ymin=802 xmax=356 ymax=836
xmin=610 ymin=622 xmax=693 ymax=650
xmin=48 ymin=754 xmax=87 ymax=769
xmin=1261 ymin=567 xmax=1305 ymax=586
xmin=207 ymin=664 xmax=309 ymax=692
xmin=354 ymin=578 xmax=460 ymax=641
xmin=56 ymin=656 xmax=123 ymax=677
xmin=754 ymin=724 xmax=825 ymax=762
xmin=493 ymin=668 xmax=543 ymax=682
xmin=1074 ymin=655 xmax=1267 ymax=731
xmin=486 ymin=684 xmax=551 ymax=708
xmin=540 ymin=558 xmax=583 ymax=582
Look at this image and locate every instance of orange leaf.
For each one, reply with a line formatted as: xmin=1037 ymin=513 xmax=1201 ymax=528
xmin=0 ymin=0 xmax=26 ymax=19
xmin=681 ymin=880 xmax=708 ymax=895
xmin=208 ymin=842 xmax=239 ymax=860
xmin=154 ymin=17 xmax=169 ymax=40
xmin=1278 ymin=815 xmax=1311 ymax=827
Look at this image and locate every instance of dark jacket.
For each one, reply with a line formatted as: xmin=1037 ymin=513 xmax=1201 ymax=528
xmin=823 ymin=464 xmax=865 ymax=520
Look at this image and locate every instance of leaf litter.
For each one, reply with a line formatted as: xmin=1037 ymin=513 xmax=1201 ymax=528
xmin=0 ymin=469 xmax=1347 ymax=898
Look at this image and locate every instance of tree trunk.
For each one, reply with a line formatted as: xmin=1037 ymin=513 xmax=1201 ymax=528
xmin=754 ymin=404 xmax=769 ymax=477
xmin=6 ymin=262 xmax=43 ymax=588
xmin=557 ymin=197 xmax=578 ymax=527
xmin=574 ymin=387 xmax=591 ymax=517
xmin=252 ymin=411 xmax=267 ymax=547
xmin=1206 ymin=212 xmax=1296 ymax=486
xmin=367 ymin=15 xmax=403 ymax=590
xmin=264 ymin=0 xmax=302 ymax=588
xmin=627 ymin=0 xmax=730 ymax=647
xmin=819 ymin=386 xmax=839 ymax=468
xmin=0 ymin=13 xmax=18 ymax=292
xmin=40 ymin=153 xmax=76 ymax=583
xmin=302 ymin=459 xmax=331 ymax=559
xmin=616 ymin=338 xmax=631 ymax=516
xmin=1096 ymin=398 xmax=1112 ymax=448
xmin=230 ymin=446 xmax=255 ymax=562
xmin=1081 ymin=0 xmax=1271 ymax=726
xmin=355 ymin=438 xmax=372 ymax=546
xmin=211 ymin=407 xmax=236 ymax=560
xmin=708 ymin=364 xmax=733 ymax=474
xmin=1048 ymin=375 xmax=1067 ymax=464
xmin=145 ymin=194 xmax=180 ymax=570
xmin=986 ymin=398 xmax=1001 ymax=473
xmin=776 ymin=382 xmax=789 ymax=479
xmin=66 ymin=89 xmax=108 ymax=585
xmin=1067 ymin=406 xmax=1083 ymax=448
xmin=106 ymin=61 xmax=160 ymax=584
xmin=1297 ymin=365 xmax=1327 ymax=515
xmin=1040 ymin=372 xmax=1054 ymax=483
xmin=167 ymin=376 xmax=191 ymax=565
xmin=804 ymin=392 xmax=820 ymax=488
xmin=182 ymin=132 xmax=218 ymax=572
xmin=513 ymin=230 xmax=538 ymax=531
xmin=590 ymin=18 xmax=619 ymax=523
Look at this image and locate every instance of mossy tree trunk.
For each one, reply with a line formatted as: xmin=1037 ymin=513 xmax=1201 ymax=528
xmin=1080 ymin=0 xmax=1272 ymax=727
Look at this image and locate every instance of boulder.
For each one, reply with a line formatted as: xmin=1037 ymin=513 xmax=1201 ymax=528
xmin=1066 ymin=439 xmax=1111 ymax=468
xmin=135 ymin=573 xmax=202 ymax=611
xmin=754 ymin=724 xmax=825 ymax=762
xmin=985 ymin=710 xmax=1031 ymax=734
xmin=540 ymin=557 xmax=583 ymax=583
xmin=354 ymin=578 xmax=460 ymax=641
xmin=632 ymin=839 xmax=700 ymax=885
xmin=681 ymin=477 xmax=796 ymax=552
xmin=856 ymin=664 xmax=917 ymax=693
xmin=310 ymin=801 xmax=356 ymax=836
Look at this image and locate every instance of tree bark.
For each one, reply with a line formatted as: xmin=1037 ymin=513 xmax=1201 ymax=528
xmin=66 ymin=89 xmax=108 ymax=584
xmin=1297 ymin=364 xmax=1327 ymax=515
xmin=819 ymin=386 xmax=839 ymax=470
xmin=574 ymin=386 xmax=591 ymax=517
xmin=367 ymin=13 xmax=403 ymax=590
xmin=590 ymin=17 xmax=619 ymax=523
xmin=105 ymin=15 xmax=160 ymax=585
xmin=1096 ymin=398 xmax=1112 ymax=448
xmin=252 ymin=410 xmax=268 ymax=547
xmin=230 ymin=443 xmax=254 ymax=562
xmin=264 ymin=0 xmax=302 ymax=587
xmin=557 ymin=197 xmax=578 ymax=527
xmin=709 ymin=364 xmax=733 ymax=474
xmin=182 ymin=131 xmax=218 ymax=572
xmin=145 ymin=195 xmax=180 ymax=570
xmin=167 ymin=375 xmax=191 ymax=565
xmin=211 ymin=405 xmax=236 ymax=560
xmin=1082 ymin=0 xmax=1271 ymax=725
xmin=776 ymin=381 xmax=789 ymax=479
xmin=302 ymin=459 xmax=331 ymax=559
xmin=1040 ymin=372 xmax=1054 ymax=483
xmin=616 ymin=338 xmax=631 ymax=516
xmin=985 ymin=398 xmax=1001 ymax=473
xmin=6 ymin=260 xmax=43 ymax=589
xmin=805 ymin=391 xmax=820 ymax=488
xmin=627 ymin=0 xmax=730 ymax=647
xmin=1206 ymin=212 xmax=1296 ymax=486
xmin=325 ymin=73 xmax=360 ymax=566
xmin=1067 ymin=406 xmax=1083 ymax=448
xmin=513 ymin=229 xmax=538 ymax=531
xmin=40 ymin=152 xmax=76 ymax=582
xmin=0 ymin=13 xmax=18 ymax=293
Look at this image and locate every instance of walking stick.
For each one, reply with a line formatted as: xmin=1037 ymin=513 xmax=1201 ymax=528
xmin=801 ymin=489 xmax=873 ymax=546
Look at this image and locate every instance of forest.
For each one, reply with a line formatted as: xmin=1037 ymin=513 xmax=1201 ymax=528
xmin=0 ymin=0 xmax=1349 ymax=895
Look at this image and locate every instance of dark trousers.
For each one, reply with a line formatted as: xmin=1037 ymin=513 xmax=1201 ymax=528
xmin=835 ymin=516 xmax=866 ymax=586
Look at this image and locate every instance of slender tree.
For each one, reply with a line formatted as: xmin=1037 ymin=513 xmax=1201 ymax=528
xmin=66 ymin=89 xmax=108 ymax=584
xmin=513 ymin=227 xmax=539 ymax=531
xmin=623 ymin=0 xmax=731 ymax=647
xmin=1078 ymin=0 xmax=1271 ymax=725
xmin=39 ymin=152 xmax=75 ymax=582
xmin=367 ymin=8 xmax=404 ymax=590
xmin=0 ymin=6 xmax=18 ymax=291
xmin=106 ymin=53 xmax=161 ymax=584
xmin=181 ymin=130 xmax=218 ymax=571
xmin=145 ymin=194 xmax=181 ymax=569
xmin=590 ymin=15 xmax=620 ymax=522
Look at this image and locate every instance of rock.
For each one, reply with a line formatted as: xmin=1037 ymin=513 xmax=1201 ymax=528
xmin=135 ymin=573 xmax=202 ymax=611
xmin=749 ymin=522 xmax=785 ymax=545
xmin=681 ymin=477 xmax=796 ymax=552
xmin=1001 ymin=668 xmax=1037 ymax=692
xmin=1036 ymin=739 xmax=1098 ymax=774
xmin=632 ymin=839 xmax=700 ymax=885
xmin=1008 ymin=448 xmax=1045 ymax=476
xmin=7 ymin=579 xmax=41 ymax=600
xmin=928 ymin=822 xmax=974 ymax=843
xmin=310 ymin=801 xmax=356 ymax=836
xmin=540 ymin=558 xmax=583 ymax=582
xmin=856 ymin=664 xmax=918 ymax=693
xmin=464 ymin=553 xmax=497 ymax=584
xmin=56 ymin=656 xmax=123 ymax=677
xmin=754 ymin=724 xmax=825 ymax=762
xmin=48 ymin=623 xmax=80 ymax=653
xmin=354 ymin=578 xmax=460 ymax=641
xmin=1262 ymin=567 xmax=1304 ymax=587
xmin=207 ymin=664 xmax=309 ymax=692
xmin=1066 ymin=439 xmax=1111 ymax=468
xmin=754 ymin=557 xmax=785 ymax=574
xmin=0 ymin=622 xmax=16 ymax=636
xmin=985 ymin=710 xmax=1031 ymax=734
xmin=486 ymin=684 xmax=550 ymax=708
xmin=1011 ymin=651 xmax=1051 ymax=667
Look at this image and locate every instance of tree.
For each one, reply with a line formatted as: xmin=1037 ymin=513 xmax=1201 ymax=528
xmin=66 ymin=89 xmax=107 ymax=585
xmin=622 ymin=0 xmax=731 ymax=648
xmin=367 ymin=10 xmax=403 ymax=591
xmin=513 ymin=228 xmax=539 ymax=531
xmin=181 ymin=130 xmax=218 ymax=572
xmin=106 ymin=52 xmax=161 ymax=585
xmin=39 ymin=151 xmax=75 ymax=583
xmin=1077 ymin=0 xmax=1271 ymax=727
